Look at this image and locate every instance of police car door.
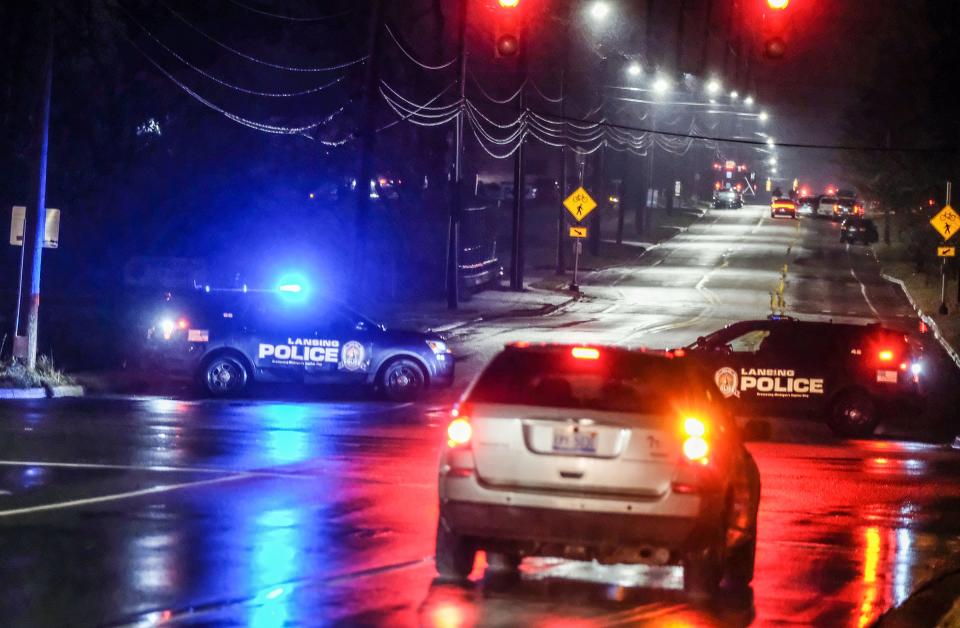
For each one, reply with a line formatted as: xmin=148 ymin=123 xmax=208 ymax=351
xmin=247 ymin=296 xmax=327 ymax=383
xmin=743 ymin=327 xmax=828 ymax=417
xmin=302 ymin=305 xmax=375 ymax=385
xmin=706 ymin=325 xmax=773 ymax=415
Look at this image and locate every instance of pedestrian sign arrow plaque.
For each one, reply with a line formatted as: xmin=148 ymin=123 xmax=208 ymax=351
xmin=569 ymin=226 xmax=588 ymax=238
xmin=938 ymin=246 xmax=956 ymax=257
xmin=931 ymin=204 xmax=960 ymax=240
xmin=563 ymin=187 xmax=597 ymax=222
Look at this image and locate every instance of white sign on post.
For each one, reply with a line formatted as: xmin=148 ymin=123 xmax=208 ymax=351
xmin=9 ymin=206 xmax=60 ymax=248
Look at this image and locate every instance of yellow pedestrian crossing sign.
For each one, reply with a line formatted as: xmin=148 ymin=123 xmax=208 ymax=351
xmin=930 ymin=204 xmax=960 ymax=240
xmin=938 ymin=246 xmax=956 ymax=257
xmin=563 ymin=187 xmax=597 ymax=222
xmin=569 ymin=226 xmax=588 ymax=238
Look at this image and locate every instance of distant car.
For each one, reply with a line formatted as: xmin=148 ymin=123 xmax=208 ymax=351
xmin=840 ymin=217 xmax=880 ymax=244
xmin=770 ymin=198 xmax=797 ymax=219
xmin=836 ymin=197 xmax=863 ymax=220
xmin=713 ymin=189 xmax=743 ymax=209
xmin=797 ymin=196 xmax=818 ymax=216
xmin=684 ymin=316 xmax=926 ymax=437
xmin=142 ymin=289 xmax=454 ymax=400
xmin=817 ymin=195 xmax=839 ymax=218
xmin=436 ymin=344 xmax=761 ymax=596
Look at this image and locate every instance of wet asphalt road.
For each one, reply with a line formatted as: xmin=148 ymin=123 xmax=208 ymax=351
xmin=2 ymin=205 xmax=960 ymax=627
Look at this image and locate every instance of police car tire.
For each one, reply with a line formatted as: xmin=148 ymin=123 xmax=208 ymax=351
xmin=435 ymin=521 xmax=475 ymax=581
xmin=200 ymin=354 xmax=249 ymax=397
xmin=378 ymin=358 xmax=426 ymax=402
xmin=828 ymin=390 xmax=879 ymax=437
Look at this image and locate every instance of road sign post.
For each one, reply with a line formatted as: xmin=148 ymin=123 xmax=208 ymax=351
xmin=563 ymin=188 xmax=596 ymax=292
xmin=932 ymin=189 xmax=957 ymax=314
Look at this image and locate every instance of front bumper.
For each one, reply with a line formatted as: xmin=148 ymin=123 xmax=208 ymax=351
xmin=429 ymin=353 xmax=455 ymax=388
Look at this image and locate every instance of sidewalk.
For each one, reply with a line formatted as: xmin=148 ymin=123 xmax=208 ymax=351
xmin=372 ymin=280 xmax=580 ymax=334
xmin=875 ymin=564 xmax=960 ymax=627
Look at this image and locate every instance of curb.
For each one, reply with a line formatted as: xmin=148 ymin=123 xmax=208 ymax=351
xmin=46 ymin=385 xmax=85 ymax=398
xmin=881 ymin=273 xmax=960 ymax=370
xmin=0 ymin=385 xmax=84 ymax=399
xmin=0 ymin=387 xmax=47 ymax=399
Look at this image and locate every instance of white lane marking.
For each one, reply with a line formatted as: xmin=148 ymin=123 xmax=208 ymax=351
xmin=850 ymin=268 xmax=881 ymax=319
xmin=0 ymin=459 xmax=313 ymax=480
xmin=0 ymin=473 xmax=250 ymax=518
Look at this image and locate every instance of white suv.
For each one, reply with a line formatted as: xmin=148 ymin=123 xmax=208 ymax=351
xmin=435 ymin=344 xmax=761 ymax=596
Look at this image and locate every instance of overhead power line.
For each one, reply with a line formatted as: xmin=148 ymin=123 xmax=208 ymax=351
xmin=120 ymin=5 xmax=349 ymax=97
xmin=159 ymin=0 xmax=368 ymax=73
xmin=225 ymin=0 xmax=354 ymax=22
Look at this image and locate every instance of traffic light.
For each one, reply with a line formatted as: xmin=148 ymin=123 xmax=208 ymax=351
xmin=761 ymin=0 xmax=792 ymax=59
xmin=494 ymin=0 xmax=522 ymax=58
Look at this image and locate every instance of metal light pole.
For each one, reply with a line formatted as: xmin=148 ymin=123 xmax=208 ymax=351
xmin=18 ymin=3 xmax=54 ymax=369
xmin=352 ymin=0 xmax=384 ymax=290
xmin=446 ymin=0 xmax=468 ymax=309
xmin=509 ymin=26 xmax=528 ymax=292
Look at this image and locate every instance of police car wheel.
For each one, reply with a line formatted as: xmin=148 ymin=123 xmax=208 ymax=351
xmin=201 ymin=355 xmax=249 ymax=397
xmin=379 ymin=358 xmax=426 ymax=402
xmin=828 ymin=390 xmax=879 ymax=437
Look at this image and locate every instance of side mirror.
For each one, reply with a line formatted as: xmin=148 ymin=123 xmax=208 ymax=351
xmin=741 ymin=419 xmax=772 ymax=442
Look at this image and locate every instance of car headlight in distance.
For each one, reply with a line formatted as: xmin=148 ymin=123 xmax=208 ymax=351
xmin=426 ymin=340 xmax=448 ymax=354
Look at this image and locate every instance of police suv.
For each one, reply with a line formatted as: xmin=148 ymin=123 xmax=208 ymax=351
xmin=142 ymin=289 xmax=454 ymax=400
xmin=684 ymin=317 xmax=924 ymax=437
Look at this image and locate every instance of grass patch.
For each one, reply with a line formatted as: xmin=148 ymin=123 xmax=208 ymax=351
xmin=0 ymin=355 xmax=75 ymax=389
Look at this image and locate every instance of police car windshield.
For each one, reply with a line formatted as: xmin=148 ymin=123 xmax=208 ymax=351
xmin=468 ymin=350 xmax=699 ymax=413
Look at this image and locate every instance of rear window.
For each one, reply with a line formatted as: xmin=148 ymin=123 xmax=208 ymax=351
xmin=468 ymin=350 xmax=704 ymax=413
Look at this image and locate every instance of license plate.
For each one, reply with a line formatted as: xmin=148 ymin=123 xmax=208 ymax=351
xmin=552 ymin=428 xmax=598 ymax=454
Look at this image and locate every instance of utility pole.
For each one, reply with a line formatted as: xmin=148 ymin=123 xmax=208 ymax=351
xmin=509 ymin=27 xmax=528 ymax=292
xmin=556 ymin=68 xmax=568 ymax=275
xmin=18 ymin=2 xmax=54 ymax=370
xmin=352 ymin=0 xmax=384 ymax=290
xmin=446 ymin=0 xmax=468 ymax=309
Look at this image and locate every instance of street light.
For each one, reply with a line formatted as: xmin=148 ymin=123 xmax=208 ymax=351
xmin=744 ymin=95 xmax=755 ymax=106
xmin=758 ymin=110 xmax=769 ymax=123
xmin=730 ymin=90 xmax=739 ymax=100
xmin=627 ymin=62 xmax=642 ymax=77
xmin=706 ymin=78 xmax=722 ymax=95
xmin=589 ymin=1 xmax=611 ymax=21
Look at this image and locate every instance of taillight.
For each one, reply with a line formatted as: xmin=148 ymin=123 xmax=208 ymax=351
xmin=682 ymin=417 xmax=709 ymax=464
xmin=177 ymin=318 xmax=189 ymax=330
xmin=447 ymin=418 xmax=472 ymax=448
xmin=571 ymin=346 xmax=600 ymax=360
xmin=878 ymin=349 xmax=894 ymax=362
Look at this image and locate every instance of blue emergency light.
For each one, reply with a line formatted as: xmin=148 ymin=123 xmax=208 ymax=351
xmin=275 ymin=273 xmax=310 ymax=303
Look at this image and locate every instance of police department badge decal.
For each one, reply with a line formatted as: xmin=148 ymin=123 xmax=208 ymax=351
xmin=715 ymin=367 xmax=740 ymax=398
xmin=341 ymin=341 xmax=366 ymax=371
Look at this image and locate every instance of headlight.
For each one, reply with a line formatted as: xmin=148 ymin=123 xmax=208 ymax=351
xmin=910 ymin=362 xmax=923 ymax=376
xmin=159 ymin=318 xmax=176 ymax=340
xmin=426 ymin=340 xmax=448 ymax=354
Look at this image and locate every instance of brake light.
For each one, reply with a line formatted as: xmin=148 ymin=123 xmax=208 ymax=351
xmin=571 ymin=347 xmax=600 ymax=360
xmin=447 ymin=418 xmax=472 ymax=448
xmin=878 ymin=349 xmax=894 ymax=362
xmin=682 ymin=417 xmax=709 ymax=464
xmin=177 ymin=318 xmax=189 ymax=330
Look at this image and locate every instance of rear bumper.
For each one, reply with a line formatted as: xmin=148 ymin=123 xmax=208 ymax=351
xmin=439 ymin=472 xmax=726 ymax=558
xmin=443 ymin=501 xmax=700 ymax=547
